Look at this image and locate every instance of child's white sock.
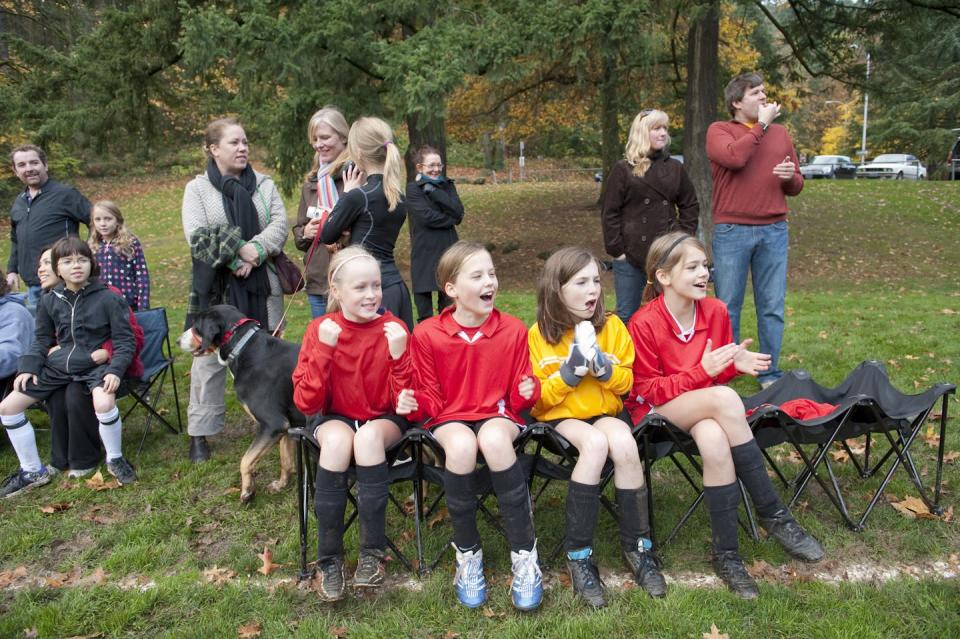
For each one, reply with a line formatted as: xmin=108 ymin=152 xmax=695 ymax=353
xmin=96 ymin=407 xmax=123 ymax=462
xmin=2 ymin=413 xmax=43 ymax=472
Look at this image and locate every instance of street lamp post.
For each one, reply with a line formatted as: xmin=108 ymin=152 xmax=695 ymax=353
xmin=859 ymin=52 xmax=871 ymax=166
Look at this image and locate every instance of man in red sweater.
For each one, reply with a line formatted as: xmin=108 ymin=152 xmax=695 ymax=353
xmin=706 ymin=72 xmax=803 ymax=389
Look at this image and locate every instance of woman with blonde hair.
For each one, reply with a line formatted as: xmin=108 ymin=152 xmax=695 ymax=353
xmin=601 ymin=108 xmax=699 ymax=324
xmin=320 ymin=116 xmax=413 ymax=329
xmin=292 ymin=106 xmax=351 ymax=318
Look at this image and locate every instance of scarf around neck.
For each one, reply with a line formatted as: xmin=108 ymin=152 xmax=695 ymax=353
xmin=205 ymin=158 xmax=269 ymax=325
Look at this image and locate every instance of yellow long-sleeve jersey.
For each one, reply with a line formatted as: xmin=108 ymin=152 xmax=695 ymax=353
xmin=528 ymin=314 xmax=635 ymax=422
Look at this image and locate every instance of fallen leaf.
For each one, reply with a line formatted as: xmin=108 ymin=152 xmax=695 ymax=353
xmin=941 ymin=308 xmax=956 ymax=315
xmin=785 ymin=450 xmax=803 ymax=465
xmin=39 ymin=502 xmax=73 ymax=514
xmin=329 ymin=626 xmax=349 ymax=638
xmin=23 ymin=629 xmax=38 ymax=639
xmin=746 ymin=559 xmax=778 ymax=582
xmin=844 ymin=439 xmax=866 ymax=456
xmin=85 ymin=471 xmax=120 ymax=491
xmin=830 ymin=449 xmax=849 ymax=463
xmin=79 ymin=567 xmax=109 ymax=586
xmin=891 ymin=496 xmax=938 ymax=520
xmin=203 ymin=565 xmax=237 ymax=585
xmin=923 ymin=426 xmax=940 ymax=448
xmin=943 ymin=506 xmax=954 ymax=523
xmin=223 ymin=487 xmax=242 ymax=495
xmin=237 ymin=621 xmax=262 ymax=638
xmin=555 ymin=571 xmax=572 ymax=588
xmin=703 ymin=624 xmax=729 ymax=639
xmin=257 ymin=546 xmax=284 ymax=576
xmin=943 ymin=451 xmax=960 ymax=464
xmin=428 ymin=507 xmax=449 ymax=529
xmin=63 ymin=634 xmax=104 ymax=639
xmin=82 ymin=509 xmax=122 ymax=525
xmin=442 ymin=632 xmax=460 ymax=639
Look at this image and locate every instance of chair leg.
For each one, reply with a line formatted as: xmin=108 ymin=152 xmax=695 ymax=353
xmin=296 ymin=435 xmax=313 ymax=581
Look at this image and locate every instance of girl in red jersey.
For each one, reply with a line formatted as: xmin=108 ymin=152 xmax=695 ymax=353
xmin=627 ymin=232 xmax=824 ymax=599
xmin=528 ymin=247 xmax=665 ymax=608
xmin=292 ymin=245 xmax=415 ymax=602
xmin=403 ymin=241 xmax=543 ymax=611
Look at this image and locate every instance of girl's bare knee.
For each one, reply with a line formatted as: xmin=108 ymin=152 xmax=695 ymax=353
xmin=578 ymin=429 xmax=609 ymax=465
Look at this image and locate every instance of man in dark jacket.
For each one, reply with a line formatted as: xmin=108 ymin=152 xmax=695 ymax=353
xmin=6 ymin=145 xmax=91 ymax=311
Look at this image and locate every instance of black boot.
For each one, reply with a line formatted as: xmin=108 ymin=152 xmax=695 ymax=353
xmin=189 ymin=436 xmax=210 ymax=463
xmin=760 ymin=509 xmax=825 ymax=562
xmin=711 ymin=550 xmax=759 ymax=599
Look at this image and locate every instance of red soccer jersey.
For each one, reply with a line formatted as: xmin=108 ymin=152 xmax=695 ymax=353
xmin=292 ymin=310 xmax=414 ymax=420
xmin=410 ymin=307 xmax=540 ymax=426
xmin=626 ymin=295 xmax=738 ymax=422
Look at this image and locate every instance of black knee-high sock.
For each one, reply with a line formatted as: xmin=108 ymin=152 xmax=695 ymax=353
xmin=730 ymin=439 xmax=784 ymax=519
xmin=490 ymin=461 xmax=536 ymax=553
xmin=565 ymin=481 xmax=600 ymax=552
xmin=356 ymin=462 xmax=389 ymax=552
xmin=314 ymin=467 xmax=348 ymax=560
xmin=704 ymin=482 xmax=741 ymax=554
xmin=616 ymin=486 xmax=652 ymax=552
xmin=444 ymin=468 xmax=481 ymax=551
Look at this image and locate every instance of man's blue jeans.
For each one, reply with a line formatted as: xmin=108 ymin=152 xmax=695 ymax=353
xmin=307 ymin=293 xmax=328 ymax=319
xmin=711 ymin=221 xmax=788 ymax=385
xmin=26 ymin=285 xmax=43 ymax=315
xmin=612 ymin=258 xmax=647 ymax=325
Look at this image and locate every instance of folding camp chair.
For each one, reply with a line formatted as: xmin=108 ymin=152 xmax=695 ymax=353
xmin=417 ymin=425 xmax=541 ymax=572
xmin=290 ymin=424 xmax=445 ymax=580
xmin=743 ymin=360 xmax=955 ymax=531
xmin=635 ymin=414 xmax=759 ymax=548
xmin=123 ymin=307 xmax=182 ymax=454
xmin=521 ymin=421 xmax=619 ymax=564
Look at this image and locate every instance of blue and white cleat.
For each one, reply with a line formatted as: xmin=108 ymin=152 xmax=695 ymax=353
xmin=453 ymin=545 xmax=487 ymax=608
xmin=510 ymin=543 xmax=543 ymax=611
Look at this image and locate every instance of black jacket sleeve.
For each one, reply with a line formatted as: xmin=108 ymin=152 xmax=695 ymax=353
xmin=319 ymin=188 xmax=363 ymax=244
xmin=406 ymin=182 xmax=464 ymax=230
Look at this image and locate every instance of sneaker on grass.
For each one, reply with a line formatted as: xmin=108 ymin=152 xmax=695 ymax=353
xmin=106 ymin=456 xmax=137 ymax=486
xmin=0 ymin=466 xmax=52 ymax=498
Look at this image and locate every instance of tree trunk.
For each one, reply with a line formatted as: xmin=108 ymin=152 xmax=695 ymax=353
xmin=598 ymin=45 xmax=621 ymax=209
xmin=682 ymin=0 xmax=719 ymax=245
xmin=405 ymin=111 xmax=447 ymax=184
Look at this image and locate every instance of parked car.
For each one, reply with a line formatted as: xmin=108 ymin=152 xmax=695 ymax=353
xmin=800 ymin=155 xmax=857 ymax=179
xmin=946 ymin=129 xmax=960 ymax=180
xmin=856 ymin=154 xmax=927 ymax=180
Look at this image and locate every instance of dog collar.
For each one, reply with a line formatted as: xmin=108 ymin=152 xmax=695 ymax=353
xmin=220 ymin=321 xmax=260 ymax=366
xmin=222 ymin=318 xmax=260 ymax=345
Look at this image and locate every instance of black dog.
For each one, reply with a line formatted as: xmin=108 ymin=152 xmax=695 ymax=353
xmin=179 ymin=304 xmax=305 ymax=503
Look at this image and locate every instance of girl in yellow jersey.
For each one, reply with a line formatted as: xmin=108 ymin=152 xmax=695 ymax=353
xmin=528 ymin=247 xmax=666 ymax=608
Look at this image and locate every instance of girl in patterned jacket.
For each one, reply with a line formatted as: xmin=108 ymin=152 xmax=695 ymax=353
xmin=88 ymin=200 xmax=150 ymax=311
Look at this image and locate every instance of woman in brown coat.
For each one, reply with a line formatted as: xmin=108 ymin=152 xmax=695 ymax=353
xmin=601 ymin=109 xmax=699 ymax=323
xmin=292 ymin=107 xmax=350 ymax=318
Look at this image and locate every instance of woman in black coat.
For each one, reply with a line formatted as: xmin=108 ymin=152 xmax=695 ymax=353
xmin=601 ymin=108 xmax=699 ymax=323
xmin=405 ymin=146 xmax=464 ymax=322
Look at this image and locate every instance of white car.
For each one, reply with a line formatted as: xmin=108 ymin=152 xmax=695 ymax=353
xmin=856 ymin=154 xmax=927 ymax=180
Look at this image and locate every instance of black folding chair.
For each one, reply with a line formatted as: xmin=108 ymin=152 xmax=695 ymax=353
xmin=743 ymin=360 xmax=955 ymax=531
xmin=635 ymin=414 xmax=759 ymax=549
xmin=290 ymin=424 xmax=445 ymax=580
xmin=520 ymin=421 xmax=619 ymax=564
xmin=122 ymin=307 xmax=182 ymax=455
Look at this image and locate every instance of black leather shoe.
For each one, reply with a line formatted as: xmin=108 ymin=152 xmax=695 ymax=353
xmin=566 ymin=554 xmax=607 ymax=608
xmin=189 ymin=436 xmax=210 ymax=463
xmin=622 ymin=544 xmax=668 ymax=598
xmin=760 ymin=509 xmax=825 ymax=562
xmin=711 ymin=550 xmax=759 ymax=599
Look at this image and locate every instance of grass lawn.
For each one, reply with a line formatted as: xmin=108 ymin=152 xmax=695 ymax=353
xmin=0 ymin=177 xmax=958 ymax=638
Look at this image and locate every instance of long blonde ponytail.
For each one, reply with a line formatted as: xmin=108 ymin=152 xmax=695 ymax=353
xmin=347 ymin=117 xmax=404 ymax=212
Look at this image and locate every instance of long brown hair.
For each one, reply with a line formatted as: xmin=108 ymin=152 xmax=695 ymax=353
xmin=641 ymin=232 xmax=706 ymax=305
xmin=88 ymin=200 xmax=136 ymax=259
xmin=536 ymin=247 xmax=607 ymax=344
